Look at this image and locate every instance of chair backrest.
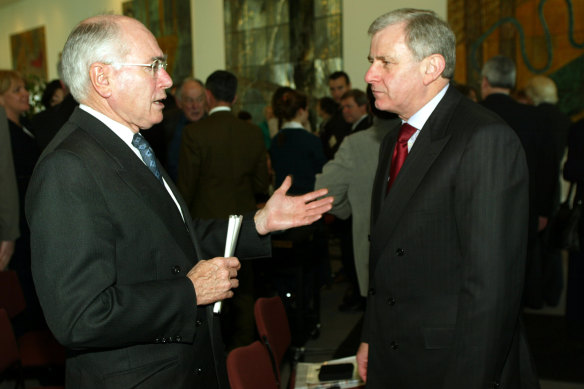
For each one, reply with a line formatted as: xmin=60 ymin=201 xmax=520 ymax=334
xmin=0 ymin=270 xmax=27 ymax=318
xmin=254 ymin=296 xmax=291 ymax=381
xmin=0 ymin=308 xmax=20 ymax=373
xmin=227 ymin=340 xmax=279 ymax=389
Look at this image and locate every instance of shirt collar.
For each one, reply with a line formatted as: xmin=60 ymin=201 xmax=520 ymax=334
xmin=79 ymin=104 xmax=140 ymax=158
xmin=352 ymin=114 xmax=369 ymax=130
xmin=281 ymin=121 xmax=304 ymax=129
xmin=209 ymin=106 xmax=231 ymax=115
xmin=405 ymin=83 xmax=449 ymax=130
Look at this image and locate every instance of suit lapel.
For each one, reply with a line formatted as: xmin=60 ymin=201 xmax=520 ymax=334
xmin=370 ymin=87 xmax=461 ymax=261
xmin=70 ymin=109 xmax=197 ymax=259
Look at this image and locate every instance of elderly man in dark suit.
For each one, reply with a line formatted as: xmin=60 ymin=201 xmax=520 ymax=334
xmin=480 ymin=56 xmax=558 ymax=309
xmin=177 ymin=70 xmax=269 ymax=219
xmin=356 ymin=9 xmax=539 ymax=388
xmin=177 ymin=70 xmax=269 ymax=350
xmin=25 ymin=14 xmax=333 ymax=389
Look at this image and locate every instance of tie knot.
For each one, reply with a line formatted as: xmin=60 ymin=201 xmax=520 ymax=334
xmin=132 ymin=133 xmax=150 ymax=150
xmin=398 ymin=123 xmax=417 ymax=143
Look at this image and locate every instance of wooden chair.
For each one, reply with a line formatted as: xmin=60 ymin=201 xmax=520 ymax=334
xmin=226 ymin=340 xmax=279 ymax=389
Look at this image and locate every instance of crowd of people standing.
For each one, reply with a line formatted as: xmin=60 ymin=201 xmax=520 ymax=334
xmin=1 ymin=7 xmax=584 ymax=388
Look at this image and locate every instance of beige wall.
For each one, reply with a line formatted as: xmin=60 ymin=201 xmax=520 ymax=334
xmin=0 ymin=0 xmax=124 ymax=79
xmin=0 ymin=0 xmax=446 ymax=83
xmin=343 ymin=0 xmax=446 ymax=91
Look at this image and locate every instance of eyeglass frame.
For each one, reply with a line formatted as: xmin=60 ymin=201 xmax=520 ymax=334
xmin=113 ymin=57 xmax=168 ymax=74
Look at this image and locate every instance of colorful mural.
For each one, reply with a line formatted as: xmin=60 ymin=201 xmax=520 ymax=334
xmin=449 ymin=0 xmax=584 ymax=115
xmin=130 ymin=0 xmax=192 ymax=84
xmin=10 ymin=26 xmax=47 ymax=81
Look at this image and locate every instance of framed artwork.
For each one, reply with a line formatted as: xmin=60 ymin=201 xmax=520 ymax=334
xmin=10 ymin=26 xmax=47 ymax=81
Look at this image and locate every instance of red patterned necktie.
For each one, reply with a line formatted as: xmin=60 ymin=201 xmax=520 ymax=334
xmin=386 ymin=123 xmax=417 ymax=195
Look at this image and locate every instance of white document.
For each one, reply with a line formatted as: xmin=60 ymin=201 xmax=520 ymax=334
xmin=213 ymin=215 xmax=243 ymax=314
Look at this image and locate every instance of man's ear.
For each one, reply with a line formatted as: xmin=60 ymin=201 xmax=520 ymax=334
xmin=231 ymin=94 xmax=238 ymax=105
xmin=89 ymin=63 xmax=112 ymax=98
xmin=421 ymin=54 xmax=446 ymax=85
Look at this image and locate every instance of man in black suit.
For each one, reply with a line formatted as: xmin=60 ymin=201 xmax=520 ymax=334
xmin=356 ymin=9 xmax=539 ymax=388
xmin=25 ymin=14 xmax=333 ymax=389
xmin=320 ymin=71 xmax=352 ymax=160
xmin=340 ymin=89 xmax=372 ymax=134
xmin=31 ymin=60 xmax=78 ymax=151
xmin=480 ymin=56 xmax=558 ymax=309
xmin=163 ymin=77 xmax=207 ymax=182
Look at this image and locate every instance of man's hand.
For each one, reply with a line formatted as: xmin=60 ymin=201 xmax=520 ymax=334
xmin=356 ymin=342 xmax=368 ymax=383
xmin=254 ymin=176 xmax=333 ymax=235
xmin=187 ymin=257 xmax=241 ymax=305
xmin=0 ymin=240 xmax=15 ymax=270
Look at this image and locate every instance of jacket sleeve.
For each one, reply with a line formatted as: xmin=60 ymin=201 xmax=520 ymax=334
xmin=26 ymin=150 xmax=199 ymax=350
xmin=314 ymin=136 xmax=353 ymax=220
xmin=443 ymin=123 xmax=529 ymax=387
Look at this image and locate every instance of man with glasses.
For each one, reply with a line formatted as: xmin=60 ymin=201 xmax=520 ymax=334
xmin=26 ymin=14 xmax=333 ymax=389
xmin=163 ymin=78 xmax=208 ymax=182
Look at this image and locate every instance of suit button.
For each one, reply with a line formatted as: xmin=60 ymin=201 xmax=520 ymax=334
xmin=390 ymin=341 xmax=399 ymax=350
xmin=195 ymin=368 xmax=203 ymax=375
xmin=395 ymin=248 xmax=405 ymax=256
xmin=195 ymin=319 xmax=203 ymax=327
xmin=161 ymin=337 xmax=167 ymax=343
xmin=154 ymin=338 xmax=160 ymax=343
xmin=387 ymin=297 xmax=396 ymax=306
xmin=171 ymin=265 xmax=181 ymax=275
xmin=368 ymin=288 xmax=376 ymax=296
xmin=492 ymin=382 xmax=500 ymax=388
xmin=175 ymin=335 xmax=182 ymax=342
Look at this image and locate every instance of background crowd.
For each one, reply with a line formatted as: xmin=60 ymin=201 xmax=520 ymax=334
xmin=0 ymin=9 xmax=583 ymax=387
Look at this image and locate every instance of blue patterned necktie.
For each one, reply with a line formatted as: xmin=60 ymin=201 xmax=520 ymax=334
xmin=132 ymin=133 xmax=163 ymax=184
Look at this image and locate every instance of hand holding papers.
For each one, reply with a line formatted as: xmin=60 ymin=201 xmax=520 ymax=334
xmin=213 ymin=215 xmax=243 ymax=314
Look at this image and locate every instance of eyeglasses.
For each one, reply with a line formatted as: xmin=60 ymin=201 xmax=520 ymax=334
xmin=114 ymin=58 xmax=168 ymax=74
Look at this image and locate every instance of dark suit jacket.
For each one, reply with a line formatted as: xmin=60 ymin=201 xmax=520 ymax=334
xmin=365 ymin=86 xmax=539 ymax=388
xmin=269 ymin=127 xmax=326 ymax=195
xmin=351 ymin=114 xmax=373 ymax=134
xmin=0 ymin=107 xmax=19 ymax=241
xmin=25 ymin=107 xmax=271 ymax=389
xmin=177 ymin=110 xmax=269 ymax=219
xmin=320 ymin=109 xmax=352 ymax=160
xmin=481 ymin=94 xmax=557 ymax=222
xmin=31 ymin=93 xmax=78 ymax=151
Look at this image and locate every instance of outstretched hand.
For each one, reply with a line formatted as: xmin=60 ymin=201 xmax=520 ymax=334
xmin=254 ymin=175 xmax=333 ymax=235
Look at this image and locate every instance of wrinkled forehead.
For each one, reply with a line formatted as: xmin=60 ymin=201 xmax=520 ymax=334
xmin=119 ymin=18 xmax=163 ymax=59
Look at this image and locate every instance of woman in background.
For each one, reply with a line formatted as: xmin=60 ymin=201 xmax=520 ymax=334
xmin=0 ymin=70 xmax=43 ymax=333
xmin=41 ymin=79 xmax=65 ymax=109
xmin=269 ymin=88 xmax=325 ymax=195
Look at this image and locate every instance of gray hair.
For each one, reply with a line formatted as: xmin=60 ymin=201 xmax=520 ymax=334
xmin=61 ymin=14 xmax=129 ymax=102
xmin=368 ymin=8 xmax=456 ymax=79
xmin=525 ymin=75 xmax=558 ymax=105
xmin=176 ymin=77 xmax=205 ymax=102
xmin=481 ymin=55 xmax=516 ymax=90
